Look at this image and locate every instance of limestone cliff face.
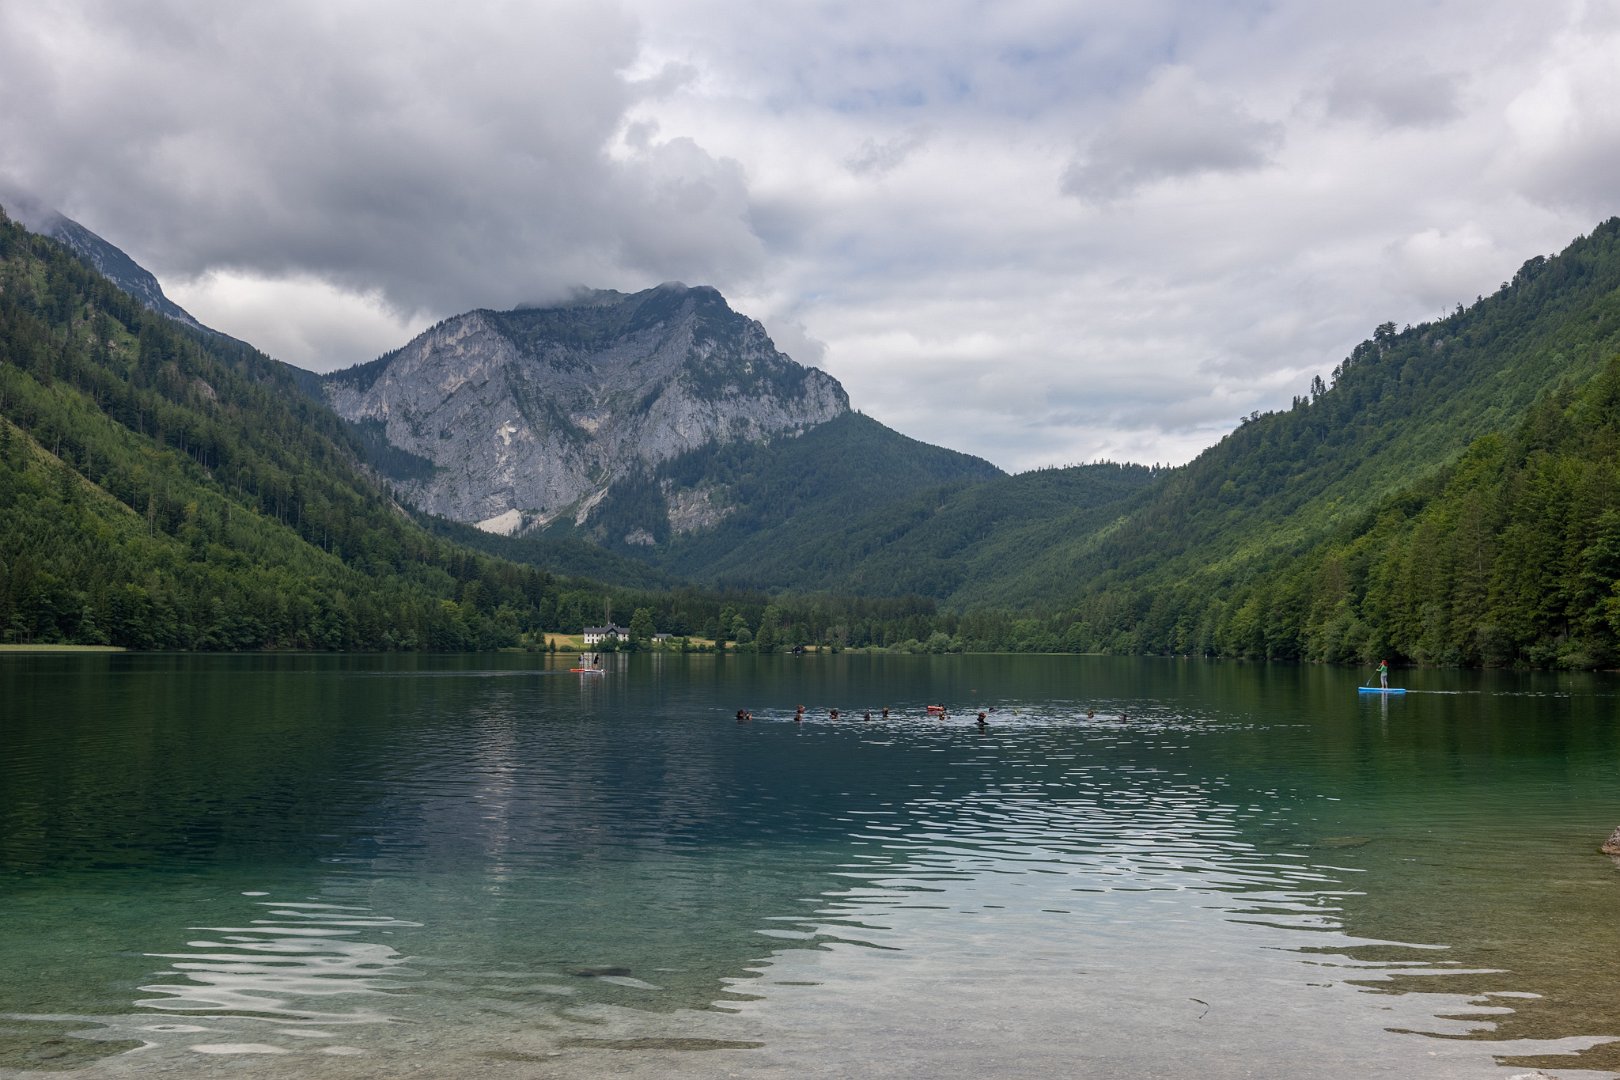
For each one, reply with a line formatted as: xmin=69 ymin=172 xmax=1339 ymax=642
xmin=321 ymin=284 xmax=848 ymax=530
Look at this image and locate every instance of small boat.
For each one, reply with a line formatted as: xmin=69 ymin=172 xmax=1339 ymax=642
xmin=926 ymin=704 xmax=947 ymax=714
xmin=1357 ymin=687 xmax=1406 ymax=694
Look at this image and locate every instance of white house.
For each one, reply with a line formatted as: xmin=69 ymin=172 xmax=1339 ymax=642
xmin=582 ymin=623 xmax=628 ymax=645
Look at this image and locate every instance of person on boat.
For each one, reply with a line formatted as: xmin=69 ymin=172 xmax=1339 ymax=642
xmin=1378 ymin=659 xmax=1389 ymax=689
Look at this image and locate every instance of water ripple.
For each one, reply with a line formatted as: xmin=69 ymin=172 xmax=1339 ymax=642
xmin=135 ymin=898 xmax=418 ymax=1028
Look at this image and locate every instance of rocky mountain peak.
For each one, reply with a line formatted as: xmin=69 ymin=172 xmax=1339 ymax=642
xmin=322 ymin=284 xmax=849 ymax=532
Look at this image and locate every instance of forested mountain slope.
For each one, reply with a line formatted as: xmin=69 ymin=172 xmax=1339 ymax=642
xmin=974 ymin=219 xmax=1620 ymax=667
xmin=565 ymin=411 xmax=1006 ymax=583
xmin=0 ymin=206 xmax=610 ymax=648
xmin=650 ymin=454 xmax=1161 ymax=596
xmin=957 ymin=220 xmax=1620 ymax=615
xmin=1145 ymin=352 xmax=1620 ymax=667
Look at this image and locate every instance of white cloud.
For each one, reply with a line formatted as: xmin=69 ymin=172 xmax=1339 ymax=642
xmin=1498 ymin=14 xmax=1620 ymax=220
xmin=1061 ymin=65 xmax=1284 ymax=201
xmin=1387 ymin=224 xmax=1508 ymax=314
xmin=168 ymin=271 xmax=432 ymax=371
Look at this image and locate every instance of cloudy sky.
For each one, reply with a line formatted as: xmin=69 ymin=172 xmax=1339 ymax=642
xmin=3 ymin=1 xmax=1617 ymax=471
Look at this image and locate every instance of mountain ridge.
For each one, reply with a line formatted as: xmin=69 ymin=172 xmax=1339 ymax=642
xmin=321 ymin=284 xmax=856 ymax=530
xmin=0 ymin=191 xmax=211 ymax=332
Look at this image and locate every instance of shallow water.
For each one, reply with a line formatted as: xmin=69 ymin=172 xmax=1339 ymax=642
xmin=1 ymin=652 xmax=1617 ymax=1078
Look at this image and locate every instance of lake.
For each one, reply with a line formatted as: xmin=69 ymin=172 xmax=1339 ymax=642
xmin=2 ymin=652 xmax=1617 ymax=1078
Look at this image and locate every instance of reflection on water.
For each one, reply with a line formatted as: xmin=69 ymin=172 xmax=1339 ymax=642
xmin=1 ymin=653 xmax=1617 ymax=1077
xmin=133 ymin=898 xmax=415 ymax=1050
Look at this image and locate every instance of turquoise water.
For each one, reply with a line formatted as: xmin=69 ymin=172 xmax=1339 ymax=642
xmin=1 ymin=653 xmax=1617 ymax=1078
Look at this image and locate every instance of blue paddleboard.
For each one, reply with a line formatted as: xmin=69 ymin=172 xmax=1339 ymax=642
xmin=1357 ymin=687 xmax=1406 ymax=694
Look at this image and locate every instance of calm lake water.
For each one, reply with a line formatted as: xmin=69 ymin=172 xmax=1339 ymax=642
xmin=2 ymin=652 xmax=1617 ymax=1079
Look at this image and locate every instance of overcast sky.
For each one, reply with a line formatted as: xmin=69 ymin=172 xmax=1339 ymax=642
xmin=3 ymin=1 xmax=1617 ymax=471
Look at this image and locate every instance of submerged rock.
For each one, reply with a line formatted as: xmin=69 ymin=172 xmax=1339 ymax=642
xmin=1601 ymin=826 xmax=1620 ymax=855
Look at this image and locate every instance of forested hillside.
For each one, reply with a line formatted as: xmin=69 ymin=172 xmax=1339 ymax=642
xmin=1019 ymin=219 xmax=1620 ymax=664
xmin=0 ymin=208 xmax=633 ymax=649
xmin=1169 ymin=354 xmax=1620 ymax=667
xmin=568 ymin=411 xmax=1007 ymax=582
xmin=657 ymin=454 xmax=1160 ymax=596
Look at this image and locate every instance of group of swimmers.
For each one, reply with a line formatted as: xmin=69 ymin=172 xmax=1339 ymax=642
xmin=738 ymin=705 xmax=995 ymax=727
xmin=736 ymin=705 xmax=1128 ymax=725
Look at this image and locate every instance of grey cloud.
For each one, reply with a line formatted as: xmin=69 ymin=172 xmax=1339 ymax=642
xmin=1322 ymin=66 xmax=1463 ymax=128
xmin=844 ymin=128 xmax=931 ymax=177
xmin=0 ymin=0 xmax=766 ymax=340
xmin=1061 ymin=65 xmax=1282 ymax=201
xmin=1514 ymin=140 xmax=1620 ymax=219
